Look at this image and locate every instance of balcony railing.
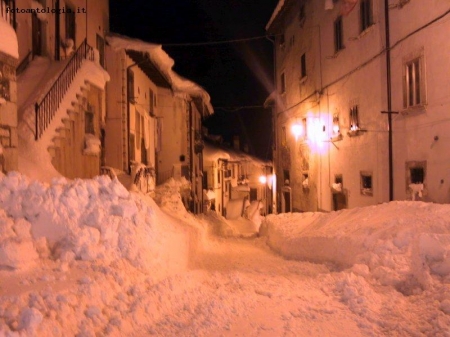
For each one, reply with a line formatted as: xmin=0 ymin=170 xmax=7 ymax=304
xmin=0 ymin=0 xmax=16 ymax=29
xmin=35 ymin=39 xmax=94 ymax=140
xmin=134 ymin=166 xmax=156 ymax=194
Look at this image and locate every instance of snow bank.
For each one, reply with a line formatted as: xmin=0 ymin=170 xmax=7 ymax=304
xmin=0 ymin=172 xmax=190 ymax=273
xmin=0 ymin=16 xmax=18 ymax=59
xmin=106 ymin=34 xmax=213 ymax=114
xmin=261 ymin=202 xmax=450 ymax=291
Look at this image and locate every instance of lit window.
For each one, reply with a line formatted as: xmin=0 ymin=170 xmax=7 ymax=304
xmin=360 ymin=171 xmax=373 ymax=196
xmin=334 ymin=16 xmax=344 ymax=52
xmin=300 ymin=53 xmax=307 ymax=79
xmin=349 ymin=106 xmax=359 ymax=131
xmin=360 ymin=0 xmax=373 ymax=32
xmin=403 ymin=57 xmax=425 ymax=108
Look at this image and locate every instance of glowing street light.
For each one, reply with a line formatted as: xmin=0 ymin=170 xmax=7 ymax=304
xmin=259 ymin=175 xmax=267 ymax=184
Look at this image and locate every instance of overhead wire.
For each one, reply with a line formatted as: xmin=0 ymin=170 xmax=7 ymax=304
xmin=162 ymin=35 xmax=276 ymax=47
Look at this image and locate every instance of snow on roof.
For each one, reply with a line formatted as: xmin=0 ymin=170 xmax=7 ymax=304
xmin=266 ymin=0 xmax=286 ymax=31
xmin=0 ymin=17 xmax=18 ymax=59
xmin=263 ymin=90 xmax=277 ymax=108
xmin=203 ymin=141 xmax=271 ymax=167
xmin=106 ymin=34 xmax=214 ymax=115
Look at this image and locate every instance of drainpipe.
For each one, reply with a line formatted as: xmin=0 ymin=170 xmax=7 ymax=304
xmin=265 ymin=34 xmax=277 ymax=214
xmin=383 ymin=0 xmax=395 ymax=201
xmin=189 ymin=102 xmax=194 ymax=213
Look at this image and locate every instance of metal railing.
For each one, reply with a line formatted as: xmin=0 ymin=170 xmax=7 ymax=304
xmin=0 ymin=0 xmax=16 ymax=29
xmin=157 ymin=168 xmax=174 ymax=185
xmin=34 ymin=39 xmax=94 ymax=140
xmin=100 ymin=166 xmax=117 ymax=180
xmin=134 ymin=166 xmax=156 ymax=194
xmin=16 ymin=51 xmax=32 ymax=75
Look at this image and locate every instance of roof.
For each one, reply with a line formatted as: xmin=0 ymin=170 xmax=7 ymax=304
xmin=125 ymin=50 xmax=171 ymax=89
xmin=106 ymin=33 xmax=214 ymax=115
xmin=265 ymin=0 xmax=296 ymax=33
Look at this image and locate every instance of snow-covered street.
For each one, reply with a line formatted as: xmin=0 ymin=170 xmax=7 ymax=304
xmin=1 ymin=173 xmax=450 ymax=336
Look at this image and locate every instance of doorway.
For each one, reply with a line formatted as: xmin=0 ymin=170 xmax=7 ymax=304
xmin=32 ymin=13 xmax=43 ymax=57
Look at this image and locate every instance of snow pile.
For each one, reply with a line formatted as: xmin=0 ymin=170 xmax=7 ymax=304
xmin=0 ymin=172 xmax=198 ymax=335
xmin=106 ymin=34 xmax=213 ymax=114
xmin=261 ymin=201 xmax=450 ymax=290
xmin=0 ymin=172 xmax=189 ymax=272
xmin=0 ymin=16 xmax=18 ymax=59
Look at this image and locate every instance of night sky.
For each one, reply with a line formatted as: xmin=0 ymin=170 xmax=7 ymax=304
xmin=109 ymin=0 xmax=278 ymax=160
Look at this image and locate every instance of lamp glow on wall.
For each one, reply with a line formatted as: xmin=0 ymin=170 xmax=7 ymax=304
xmin=291 ymin=122 xmax=304 ymax=141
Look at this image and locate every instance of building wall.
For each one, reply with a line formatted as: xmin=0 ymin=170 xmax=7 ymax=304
xmin=271 ymin=0 xmax=450 ymax=211
xmin=390 ymin=1 xmax=450 ymax=203
xmin=104 ymin=46 xmax=126 ymax=171
xmin=156 ymin=89 xmax=188 ymax=180
xmin=0 ymin=52 xmax=18 ymax=172
xmin=104 ymin=49 xmax=159 ymax=173
xmin=15 ymin=0 xmax=108 ymax=62
xmin=271 ymin=0 xmax=391 ymax=212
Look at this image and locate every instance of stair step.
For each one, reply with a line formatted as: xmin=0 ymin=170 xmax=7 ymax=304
xmin=83 ymin=81 xmax=91 ymax=91
xmin=66 ymin=109 xmax=78 ymax=120
xmin=52 ymin=135 xmax=64 ymax=147
xmin=76 ymin=93 xmax=86 ymax=101
xmin=47 ymin=145 xmax=58 ymax=158
xmin=56 ymin=126 xmax=69 ymax=137
xmin=80 ymin=86 xmax=89 ymax=95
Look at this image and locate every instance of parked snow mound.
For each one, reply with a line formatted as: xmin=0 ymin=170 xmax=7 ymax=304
xmin=260 ymin=202 xmax=450 ymax=291
xmin=0 ymin=172 xmax=190 ymax=273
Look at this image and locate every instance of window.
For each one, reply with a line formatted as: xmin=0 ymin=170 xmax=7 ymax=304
xmin=334 ymin=16 xmax=344 ymax=52
xmin=300 ymin=53 xmax=307 ymax=79
xmin=403 ymin=57 xmax=425 ymax=108
xmin=360 ymin=0 xmax=373 ymax=32
xmin=349 ymin=105 xmax=359 ymax=131
xmin=279 ymin=34 xmax=285 ymax=48
xmin=283 ymin=169 xmax=290 ymax=185
xmin=281 ymin=126 xmax=287 ymax=145
xmin=65 ymin=5 xmax=76 ymax=45
xmin=302 ymin=118 xmax=308 ymax=140
xmin=149 ymin=89 xmax=155 ymax=115
xmin=360 ymin=171 xmax=373 ymax=196
xmin=135 ymin=110 xmax=141 ymax=150
xmin=280 ymin=72 xmax=286 ymax=94
xmin=289 ymin=35 xmax=295 ymax=47
xmin=332 ymin=114 xmax=340 ymax=136
xmin=127 ymin=69 xmax=135 ymax=102
xmin=299 ymin=3 xmax=306 ymax=26
xmin=250 ymin=188 xmax=258 ymax=202
xmin=85 ymin=104 xmax=95 ymax=134
xmin=410 ymin=167 xmax=424 ymax=184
